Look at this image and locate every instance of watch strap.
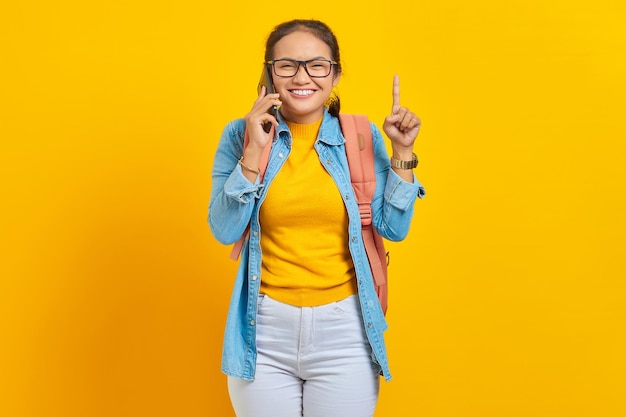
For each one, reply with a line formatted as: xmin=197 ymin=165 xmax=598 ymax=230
xmin=391 ymin=153 xmax=418 ymax=169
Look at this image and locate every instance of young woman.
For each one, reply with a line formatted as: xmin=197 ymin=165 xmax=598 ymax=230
xmin=209 ymin=19 xmax=425 ymax=417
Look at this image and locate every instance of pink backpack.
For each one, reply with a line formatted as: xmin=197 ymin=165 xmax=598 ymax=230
xmin=230 ymin=114 xmax=389 ymax=315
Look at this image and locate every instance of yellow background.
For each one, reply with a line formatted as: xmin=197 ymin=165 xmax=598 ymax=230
xmin=2 ymin=1 xmax=625 ymax=416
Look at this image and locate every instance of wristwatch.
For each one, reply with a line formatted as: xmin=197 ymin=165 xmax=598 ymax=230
xmin=391 ymin=153 xmax=418 ymax=169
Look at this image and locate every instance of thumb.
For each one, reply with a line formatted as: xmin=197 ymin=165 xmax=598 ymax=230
xmin=385 ymin=113 xmax=400 ymax=125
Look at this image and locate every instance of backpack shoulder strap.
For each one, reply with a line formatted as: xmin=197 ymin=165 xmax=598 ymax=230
xmin=339 ymin=114 xmax=388 ymax=314
xmin=339 ymin=114 xmax=376 ymax=225
xmin=229 ymin=125 xmax=274 ymax=261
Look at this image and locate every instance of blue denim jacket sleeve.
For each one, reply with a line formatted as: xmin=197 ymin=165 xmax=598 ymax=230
xmin=208 ymin=119 xmax=265 ymax=245
xmin=370 ymin=122 xmax=426 ymax=241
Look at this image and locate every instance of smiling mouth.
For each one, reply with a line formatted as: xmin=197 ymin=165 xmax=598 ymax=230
xmin=289 ymin=89 xmax=315 ymax=96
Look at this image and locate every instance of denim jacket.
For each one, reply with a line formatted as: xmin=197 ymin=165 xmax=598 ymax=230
xmin=208 ymin=109 xmax=425 ymax=382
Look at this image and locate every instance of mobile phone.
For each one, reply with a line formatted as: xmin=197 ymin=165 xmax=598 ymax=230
xmin=257 ymin=64 xmax=277 ymax=133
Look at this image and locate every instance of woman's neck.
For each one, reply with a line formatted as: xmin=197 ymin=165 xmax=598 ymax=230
xmin=286 ymin=117 xmax=323 ymax=140
xmin=280 ymin=108 xmax=324 ymax=125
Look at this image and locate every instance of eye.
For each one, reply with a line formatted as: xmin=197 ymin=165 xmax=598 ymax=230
xmin=278 ymin=61 xmax=297 ymax=70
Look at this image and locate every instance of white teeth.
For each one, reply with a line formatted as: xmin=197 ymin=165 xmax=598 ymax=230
xmin=291 ymin=90 xmax=314 ymax=96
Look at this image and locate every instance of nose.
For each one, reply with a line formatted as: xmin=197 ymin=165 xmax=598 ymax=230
xmin=293 ymin=62 xmax=310 ymax=83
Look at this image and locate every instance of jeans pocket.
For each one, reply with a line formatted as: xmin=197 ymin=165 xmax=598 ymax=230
xmin=321 ymin=295 xmax=358 ymax=322
xmin=335 ymin=294 xmax=360 ymax=314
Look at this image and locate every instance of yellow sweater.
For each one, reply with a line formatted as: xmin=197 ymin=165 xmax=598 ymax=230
xmin=259 ymin=118 xmax=357 ymax=306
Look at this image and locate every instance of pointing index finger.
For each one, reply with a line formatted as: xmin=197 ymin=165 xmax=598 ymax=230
xmin=392 ymin=74 xmax=400 ymax=113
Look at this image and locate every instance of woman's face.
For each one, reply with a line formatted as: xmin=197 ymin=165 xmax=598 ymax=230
xmin=271 ymin=30 xmax=340 ymax=124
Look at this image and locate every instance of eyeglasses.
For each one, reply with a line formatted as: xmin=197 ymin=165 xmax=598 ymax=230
xmin=266 ymin=59 xmax=337 ymax=78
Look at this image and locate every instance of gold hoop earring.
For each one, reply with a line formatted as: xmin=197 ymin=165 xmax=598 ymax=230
xmin=325 ymin=86 xmax=340 ymax=107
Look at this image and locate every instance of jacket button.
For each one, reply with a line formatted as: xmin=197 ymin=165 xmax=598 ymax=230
xmin=351 ymin=237 xmax=356 ymax=242
xmin=367 ymin=323 xmax=372 ymax=328
xmin=251 ymin=275 xmax=257 ymax=281
xmin=250 ymin=320 xmax=256 ymax=326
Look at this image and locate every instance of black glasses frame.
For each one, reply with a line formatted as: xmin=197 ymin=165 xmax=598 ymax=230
xmin=266 ymin=59 xmax=338 ymax=78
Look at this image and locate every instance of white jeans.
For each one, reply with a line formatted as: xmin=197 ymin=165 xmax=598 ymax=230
xmin=228 ymin=294 xmax=380 ymax=417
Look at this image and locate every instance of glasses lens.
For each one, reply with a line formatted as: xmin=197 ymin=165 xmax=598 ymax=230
xmin=306 ymin=60 xmax=332 ymax=77
xmin=274 ymin=60 xmax=299 ymax=77
xmin=273 ymin=60 xmax=332 ymax=77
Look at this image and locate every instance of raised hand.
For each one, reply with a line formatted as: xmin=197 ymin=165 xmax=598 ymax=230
xmin=382 ymin=75 xmax=421 ymax=150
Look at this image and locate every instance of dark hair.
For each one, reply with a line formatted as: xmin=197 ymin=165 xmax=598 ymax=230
xmin=264 ymin=19 xmax=342 ymax=117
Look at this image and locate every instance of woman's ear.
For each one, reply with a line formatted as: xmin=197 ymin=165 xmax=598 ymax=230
xmin=332 ymin=72 xmax=341 ymax=87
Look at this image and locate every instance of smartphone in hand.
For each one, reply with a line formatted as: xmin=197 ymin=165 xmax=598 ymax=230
xmin=258 ymin=65 xmax=277 ymax=133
